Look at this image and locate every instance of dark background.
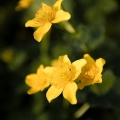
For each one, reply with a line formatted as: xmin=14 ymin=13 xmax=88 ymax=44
xmin=0 ymin=0 xmax=120 ymax=120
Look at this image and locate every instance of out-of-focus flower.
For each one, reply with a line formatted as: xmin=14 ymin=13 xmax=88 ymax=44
xmin=15 ymin=0 xmax=33 ymax=11
xmin=0 ymin=49 xmax=14 ymax=63
xmin=46 ymin=55 xmax=86 ymax=104
xmin=78 ymin=54 xmax=106 ymax=89
xmin=25 ymin=65 xmax=51 ymax=94
xmin=25 ymin=0 xmax=71 ymax=42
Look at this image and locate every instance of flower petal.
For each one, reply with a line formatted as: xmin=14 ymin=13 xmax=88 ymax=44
xmin=34 ymin=22 xmax=52 ymax=42
xmin=63 ymin=82 xmax=78 ymax=104
xmin=37 ymin=65 xmax=44 ymax=74
xmin=93 ymin=74 xmax=102 ymax=84
xmin=44 ymin=66 xmax=54 ymax=79
xmin=44 ymin=66 xmax=54 ymax=74
xmin=58 ymin=55 xmax=71 ymax=64
xmin=78 ymin=79 xmax=93 ymax=90
xmin=51 ymin=59 xmax=58 ymax=67
xmin=72 ymin=59 xmax=87 ymax=80
xmin=53 ymin=0 xmax=63 ymax=10
xmin=25 ymin=19 xmax=40 ymax=27
xmin=25 ymin=72 xmax=50 ymax=94
xmin=96 ymin=58 xmax=106 ymax=73
xmin=25 ymin=74 xmax=37 ymax=87
xmin=37 ymin=65 xmax=53 ymax=77
xmin=41 ymin=3 xmax=48 ymax=8
xmin=51 ymin=10 xmax=71 ymax=23
xmin=46 ymin=85 xmax=63 ymax=102
xmin=27 ymin=88 xmax=40 ymax=95
xmin=25 ymin=74 xmax=41 ymax=94
xmin=84 ymin=54 xmax=95 ymax=63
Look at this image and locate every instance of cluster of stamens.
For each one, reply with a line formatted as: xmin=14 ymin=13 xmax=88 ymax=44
xmin=50 ymin=63 xmax=76 ymax=88
xmin=79 ymin=63 xmax=99 ymax=81
xmin=35 ymin=5 xmax=56 ymax=24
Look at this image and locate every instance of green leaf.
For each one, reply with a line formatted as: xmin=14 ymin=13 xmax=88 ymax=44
xmin=90 ymin=69 xmax=116 ymax=96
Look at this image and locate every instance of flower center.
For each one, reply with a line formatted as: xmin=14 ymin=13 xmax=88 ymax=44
xmin=35 ymin=5 xmax=56 ymax=25
xmin=50 ymin=63 xmax=76 ymax=88
xmin=79 ymin=63 xmax=99 ymax=81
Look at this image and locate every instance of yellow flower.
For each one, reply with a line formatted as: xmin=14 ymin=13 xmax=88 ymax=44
xmin=0 ymin=49 xmax=14 ymax=63
xmin=46 ymin=55 xmax=86 ymax=104
xmin=15 ymin=0 xmax=33 ymax=11
xmin=25 ymin=0 xmax=71 ymax=42
xmin=25 ymin=65 xmax=50 ymax=94
xmin=78 ymin=54 xmax=106 ymax=89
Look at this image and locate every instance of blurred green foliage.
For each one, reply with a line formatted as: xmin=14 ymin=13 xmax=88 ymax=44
xmin=0 ymin=0 xmax=120 ymax=120
xmin=90 ymin=69 xmax=115 ymax=96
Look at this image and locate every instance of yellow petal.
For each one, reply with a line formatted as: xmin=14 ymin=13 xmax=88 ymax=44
xmin=51 ymin=10 xmax=71 ymax=23
xmin=37 ymin=65 xmax=44 ymax=74
xmin=25 ymin=74 xmax=41 ymax=94
xmin=41 ymin=3 xmax=48 ymax=8
xmin=78 ymin=79 xmax=93 ymax=90
xmin=27 ymin=88 xmax=40 ymax=95
xmin=58 ymin=55 xmax=71 ymax=64
xmin=45 ymin=67 xmax=54 ymax=75
xmin=51 ymin=59 xmax=58 ymax=67
xmin=93 ymin=74 xmax=102 ymax=84
xmin=96 ymin=58 xmax=106 ymax=73
xmin=34 ymin=22 xmax=52 ymax=42
xmin=84 ymin=54 xmax=95 ymax=63
xmin=72 ymin=59 xmax=87 ymax=80
xmin=25 ymin=74 xmax=37 ymax=87
xmin=63 ymin=82 xmax=78 ymax=104
xmin=25 ymin=19 xmax=40 ymax=27
xmin=53 ymin=0 xmax=63 ymax=10
xmin=25 ymin=72 xmax=49 ymax=94
xmin=46 ymin=85 xmax=63 ymax=102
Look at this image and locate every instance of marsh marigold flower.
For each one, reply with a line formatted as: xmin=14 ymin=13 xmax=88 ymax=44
xmin=78 ymin=54 xmax=106 ymax=89
xmin=46 ymin=55 xmax=86 ymax=104
xmin=15 ymin=0 xmax=33 ymax=11
xmin=25 ymin=65 xmax=50 ymax=94
xmin=25 ymin=0 xmax=71 ymax=42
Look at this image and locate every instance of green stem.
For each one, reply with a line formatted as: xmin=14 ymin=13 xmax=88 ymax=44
xmin=39 ymin=31 xmax=50 ymax=65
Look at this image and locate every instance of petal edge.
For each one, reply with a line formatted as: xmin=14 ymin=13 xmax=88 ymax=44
xmin=46 ymin=86 xmax=63 ymax=102
xmin=33 ymin=22 xmax=52 ymax=42
xmin=63 ymin=82 xmax=78 ymax=104
xmin=52 ymin=10 xmax=71 ymax=23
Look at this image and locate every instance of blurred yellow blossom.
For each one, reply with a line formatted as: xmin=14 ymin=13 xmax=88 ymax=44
xmin=78 ymin=54 xmax=106 ymax=89
xmin=25 ymin=65 xmax=50 ymax=94
xmin=46 ymin=55 xmax=86 ymax=104
xmin=25 ymin=0 xmax=71 ymax=42
xmin=0 ymin=49 xmax=14 ymax=63
xmin=15 ymin=0 xmax=33 ymax=11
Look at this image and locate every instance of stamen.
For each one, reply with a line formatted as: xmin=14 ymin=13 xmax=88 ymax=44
xmin=50 ymin=63 xmax=76 ymax=88
xmin=35 ymin=5 xmax=56 ymax=24
xmin=79 ymin=63 xmax=99 ymax=81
